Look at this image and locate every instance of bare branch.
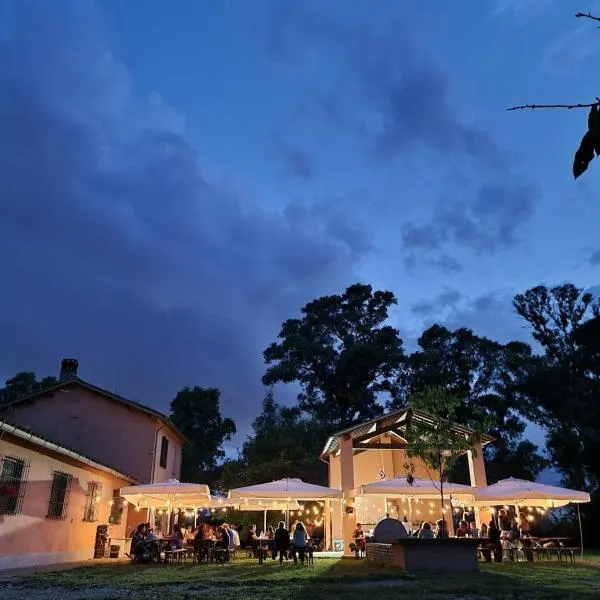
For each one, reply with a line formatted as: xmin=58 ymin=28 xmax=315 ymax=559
xmin=575 ymin=12 xmax=600 ymax=25
xmin=508 ymin=101 xmax=600 ymax=112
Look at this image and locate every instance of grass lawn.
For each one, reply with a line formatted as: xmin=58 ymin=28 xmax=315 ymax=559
xmin=3 ymin=554 xmax=600 ymax=600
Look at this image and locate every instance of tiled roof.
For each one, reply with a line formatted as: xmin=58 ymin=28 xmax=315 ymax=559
xmin=3 ymin=377 xmax=186 ymax=442
xmin=0 ymin=419 xmax=137 ymax=482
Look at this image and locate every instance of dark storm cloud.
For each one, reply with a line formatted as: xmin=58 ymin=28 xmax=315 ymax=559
xmin=411 ymin=288 xmax=531 ymax=345
xmin=411 ymin=289 xmax=461 ymax=318
xmin=271 ymin=136 xmax=317 ymax=181
xmin=0 ymin=2 xmax=371 ymax=438
xmin=590 ymin=250 xmax=600 ymax=266
xmin=265 ymin=2 xmax=538 ymax=264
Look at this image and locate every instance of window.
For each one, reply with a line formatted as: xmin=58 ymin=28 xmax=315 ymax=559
xmin=0 ymin=456 xmax=29 ymax=515
xmin=109 ymin=490 xmax=124 ymax=524
xmin=159 ymin=436 xmax=169 ymax=469
xmin=47 ymin=471 xmax=72 ymax=519
xmin=83 ymin=481 xmax=103 ymax=522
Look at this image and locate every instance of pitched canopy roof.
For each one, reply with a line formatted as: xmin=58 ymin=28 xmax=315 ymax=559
xmin=320 ymin=407 xmax=494 ymax=459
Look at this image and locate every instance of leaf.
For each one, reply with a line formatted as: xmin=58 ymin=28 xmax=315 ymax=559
xmin=573 ymin=130 xmax=595 ymax=179
xmin=588 ymin=105 xmax=600 ymax=155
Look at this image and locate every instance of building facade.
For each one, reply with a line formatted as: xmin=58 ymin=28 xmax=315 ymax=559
xmin=1 ymin=359 xmax=185 ymax=485
xmin=0 ymin=421 xmax=134 ymax=570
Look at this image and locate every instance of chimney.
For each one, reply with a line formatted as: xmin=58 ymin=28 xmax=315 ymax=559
xmin=59 ymin=358 xmax=79 ymax=382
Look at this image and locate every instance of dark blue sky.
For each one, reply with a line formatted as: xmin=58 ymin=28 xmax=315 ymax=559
xmin=0 ymin=0 xmax=598 ymax=452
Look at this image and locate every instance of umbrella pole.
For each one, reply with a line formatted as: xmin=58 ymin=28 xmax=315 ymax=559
xmin=263 ymin=509 xmax=267 ymax=534
xmin=577 ymin=503 xmax=584 ymax=557
xmin=408 ymin=498 xmax=412 ymax=533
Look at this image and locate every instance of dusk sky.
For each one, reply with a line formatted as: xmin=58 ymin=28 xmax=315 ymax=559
xmin=1 ymin=0 xmax=599 ymax=451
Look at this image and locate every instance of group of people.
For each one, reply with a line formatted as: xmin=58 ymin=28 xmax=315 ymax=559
xmin=128 ymin=519 xmax=313 ymax=565
xmin=351 ymin=508 xmax=535 ymax=564
xmin=247 ymin=521 xmax=312 ymax=565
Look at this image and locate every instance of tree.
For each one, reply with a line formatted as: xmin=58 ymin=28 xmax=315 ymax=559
xmin=169 ymin=387 xmax=236 ymax=482
xmin=217 ymin=390 xmax=327 ymax=490
xmin=403 ymin=387 xmax=487 ymax=526
xmin=508 ymin=12 xmax=600 ymax=178
xmin=396 ymin=325 xmax=547 ymax=481
xmin=0 ymin=372 xmax=58 ymax=410
xmin=263 ymin=283 xmax=405 ymax=428
xmin=514 ymin=284 xmax=600 ymax=490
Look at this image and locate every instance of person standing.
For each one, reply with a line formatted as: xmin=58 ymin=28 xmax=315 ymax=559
xmin=292 ymin=521 xmax=308 ymax=565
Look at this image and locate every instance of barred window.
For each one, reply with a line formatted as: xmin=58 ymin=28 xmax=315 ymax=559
xmin=0 ymin=456 xmax=29 ymax=515
xmin=47 ymin=471 xmax=72 ymax=519
xmin=83 ymin=481 xmax=103 ymax=522
xmin=109 ymin=490 xmax=124 ymax=524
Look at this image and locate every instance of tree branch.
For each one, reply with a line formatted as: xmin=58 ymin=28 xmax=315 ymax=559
xmin=507 ymin=101 xmax=600 ymax=112
xmin=575 ymin=12 xmax=600 ymax=25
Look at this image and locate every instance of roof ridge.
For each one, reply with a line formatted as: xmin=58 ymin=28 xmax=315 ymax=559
xmin=1 ymin=377 xmax=186 ymax=442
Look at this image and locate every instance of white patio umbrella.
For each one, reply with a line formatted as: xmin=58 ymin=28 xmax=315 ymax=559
xmin=474 ymin=477 xmax=591 ymax=555
xmin=474 ymin=477 xmax=590 ymax=508
xmin=228 ymin=478 xmax=342 ymax=500
xmin=120 ymin=479 xmax=211 ymax=510
xmin=228 ymin=478 xmax=342 ymax=528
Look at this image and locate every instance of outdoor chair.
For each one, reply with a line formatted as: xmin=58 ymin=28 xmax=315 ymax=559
xmin=214 ymin=547 xmax=230 ymax=564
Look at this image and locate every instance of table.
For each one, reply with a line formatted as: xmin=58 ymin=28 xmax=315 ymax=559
xmin=256 ymin=537 xmax=270 ymax=564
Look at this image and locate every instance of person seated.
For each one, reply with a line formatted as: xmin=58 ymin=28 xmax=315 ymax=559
xmin=435 ymin=519 xmax=449 ymax=539
xmin=484 ymin=520 xmax=502 ymax=562
xmin=144 ymin=522 xmax=158 ymax=544
xmin=169 ymin=525 xmax=184 ymax=549
xmin=418 ymin=521 xmax=435 ymax=539
xmin=469 ymin=521 xmax=479 ymax=538
xmin=455 ymin=520 xmax=470 ymax=537
xmin=352 ymin=523 xmax=366 ymax=557
xmin=214 ymin=526 xmax=230 ymax=563
xmin=245 ymin=525 xmax=259 ymax=556
xmin=274 ymin=521 xmax=290 ymax=564
xmin=479 ymin=523 xmax=488 ymax=538
xmin=129 ymin=523 xmax=146 ymax=558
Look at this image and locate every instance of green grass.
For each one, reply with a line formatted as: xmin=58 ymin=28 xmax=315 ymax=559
xmin=8 ymin=554 xmax=600 ymax=600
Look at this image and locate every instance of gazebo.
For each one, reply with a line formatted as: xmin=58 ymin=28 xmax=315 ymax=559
xmin=320 ymin=408 xmax=494 ymax=555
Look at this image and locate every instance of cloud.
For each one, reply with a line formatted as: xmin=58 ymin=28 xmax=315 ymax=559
xmin=402 ymin=181 xmax=538 ymax=253
xmin=0 ymin=1 xmax=371 ymax=438
xmin=411 ymin=288 xmax=532 ymax=345
xmin=271 ymin=136 xmax=317 ymax=181
xmin=591 ymin=250 xmax=600 ymax=266
xmin=541 ymin=24 xmax=600 ymax=74
xmin=411 ymin=289 xmax=461 ymax=318
xmin=265 ymin=3 xmax=538 ymax=268
xmin=491 ymin=0 xmax=555 ymax=17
